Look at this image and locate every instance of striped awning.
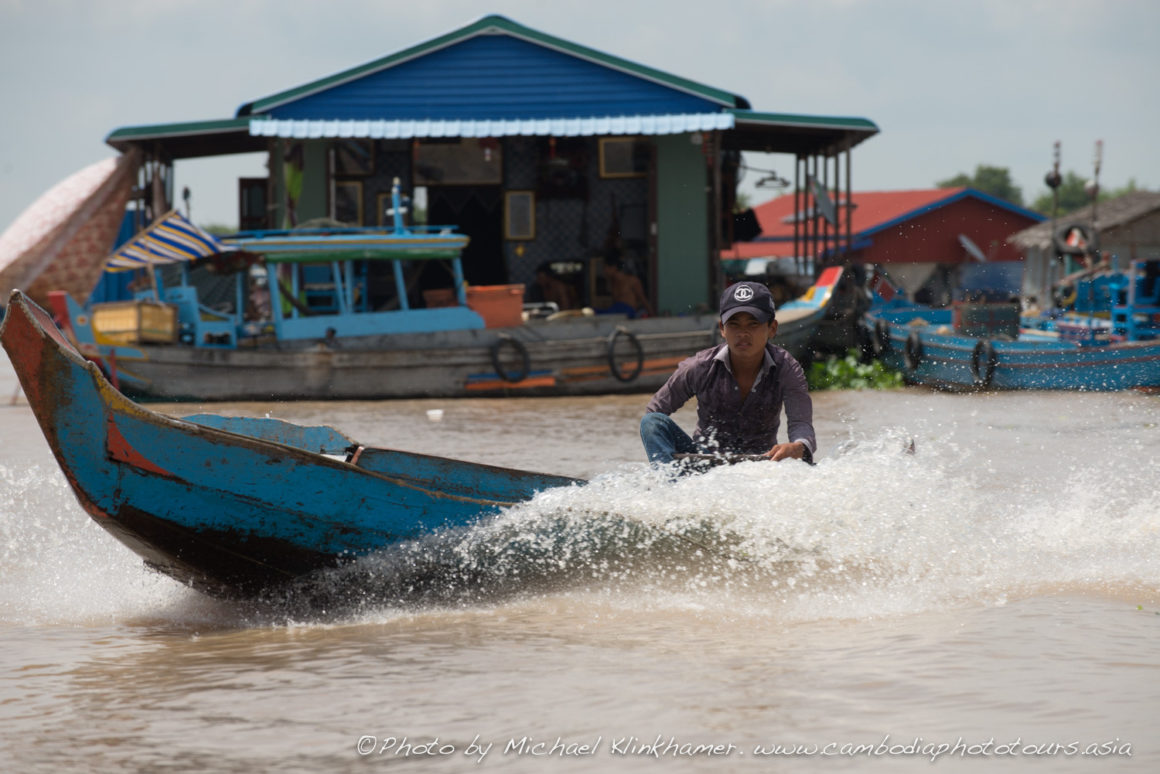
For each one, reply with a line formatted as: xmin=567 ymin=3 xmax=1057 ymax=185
xmin=248 ymin=112 xmax=735 ymax=140
xmin=104 ymin=210 xmax=227 ymax=272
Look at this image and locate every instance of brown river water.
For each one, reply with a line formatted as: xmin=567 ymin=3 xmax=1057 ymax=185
xmin=1 ymin=353 xmax=1158 ymax=773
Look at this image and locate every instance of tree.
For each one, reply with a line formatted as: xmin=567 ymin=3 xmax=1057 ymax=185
xmin=936 ymin=164 xmax=1024 ymax=206
xmin=1029 ymin=171 xmax=1093 ymax=216
xmin=1029 ymin=175 xmax=1149 ymax=216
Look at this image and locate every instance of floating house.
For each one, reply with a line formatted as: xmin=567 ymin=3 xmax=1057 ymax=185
xmin=723 ymin=187 xmax=1044 ymax=304
xmin=94 ymin=14 xmax=879 ymax=317
xmin=1011 ymin=191 xmax=1160 ymax=307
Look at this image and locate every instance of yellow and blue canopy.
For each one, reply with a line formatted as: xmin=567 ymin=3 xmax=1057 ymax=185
xmin=104 ymin=210 xmax=226 ymax=272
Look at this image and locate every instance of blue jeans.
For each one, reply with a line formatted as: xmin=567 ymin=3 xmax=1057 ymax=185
xmin=596 ymin=301 xmax=637 ymax=319
xmin=639 ymin=412 xmax=700 ymax=465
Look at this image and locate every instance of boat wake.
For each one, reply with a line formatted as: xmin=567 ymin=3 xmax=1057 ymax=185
xmin=3 ymin=427 xmax=1158 ymax=627
xmin=261 ymin=427 xmax=1160 ymax=622
xmin=0 ymin=463 xmax=185 ymax=624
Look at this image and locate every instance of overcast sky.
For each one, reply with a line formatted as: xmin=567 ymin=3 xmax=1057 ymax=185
xmin=2 ymin=0 xmax=1157 ymax=230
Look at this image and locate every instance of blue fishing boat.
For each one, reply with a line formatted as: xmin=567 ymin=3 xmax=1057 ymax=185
xmin=863 ymin=261 xmax=1160 ymax=390
xmin=1 ymin=289 xmax=581 ymax=598
xmin=49 ymin=184 xmax=846 ymax=401
xmin=49 ymin=182 xmax=733 ymax=400
xmin=763 ymin=265 xmax=848 ymax=357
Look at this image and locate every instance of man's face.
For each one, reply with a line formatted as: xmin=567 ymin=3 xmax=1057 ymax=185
xmin=719 ymin=312 xmax=776 ymax=357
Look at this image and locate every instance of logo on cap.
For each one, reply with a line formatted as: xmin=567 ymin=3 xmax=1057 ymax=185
xmin=733 ymin=285 xmax=754 ymax=302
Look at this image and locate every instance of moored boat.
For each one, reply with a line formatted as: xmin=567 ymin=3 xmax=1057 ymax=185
xmin=52 ymin=194 xmax=845 ymax=401
xmin=863 ymin=260 xmax=1160 ymax=391
xmin=51 ymin=186 xmax=712 ymax=400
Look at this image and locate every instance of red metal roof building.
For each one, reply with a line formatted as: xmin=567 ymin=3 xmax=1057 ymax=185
xmin=722 ymin=187 xmax=1043 ymax=300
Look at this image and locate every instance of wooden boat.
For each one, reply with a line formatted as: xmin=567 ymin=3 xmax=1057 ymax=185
xmin=52 ymin=200 xmax=716 ymax=400
xmin=765 ymin=265 xmax=846 ymax=358
xmin=49 ymin=189 xmax=843 ymax=401
xmin=1 ymin=289 xmax=581 ymax=598
xmin=863 ymin=261 xmax=1160 ymax=391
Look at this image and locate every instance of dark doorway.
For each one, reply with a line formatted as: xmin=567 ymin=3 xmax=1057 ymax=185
xmin=428 ymin=186 xmax=506 ymax=286
xmin=238 ymin=178 xmax=268 ymax=230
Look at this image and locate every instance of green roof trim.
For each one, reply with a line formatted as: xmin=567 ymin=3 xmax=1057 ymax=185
xmin=730 ymin=109 xmax=879 ymax=133
xmin=242 ymin=14 xmax=748 ymax=116
xmin=105 ymin=117 xmax=252 ymax=143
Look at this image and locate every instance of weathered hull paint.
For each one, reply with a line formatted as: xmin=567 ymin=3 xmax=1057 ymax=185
xmin=867 ymin=309 xmax=1160 ymax=391
xmin=54 ymin=270 xmax=845 ymax=402
xmin=1 ymin=290 xmax=581 ymax=598
xmin=90 ymin=321 xmax=720 ymax=401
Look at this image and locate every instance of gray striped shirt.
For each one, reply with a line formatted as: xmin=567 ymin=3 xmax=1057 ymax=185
xmin=645 ymin=343 xmax=816 ymax=455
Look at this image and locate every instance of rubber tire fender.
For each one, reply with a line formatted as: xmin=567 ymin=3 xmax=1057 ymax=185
xmin=903 ymin=331 xmax=924 ymax=371
xmin=1053 ymin=224 xmax=1091 ymax=257
xmin=490 ymin=335 xmax=530 ymax=383
xmin=607 ymin=326 xmax=644 ymax=383
xmin=872 ymin=318 xmax=892 ymax=355
xmin=970 ymin=339 xmax=998 ymax=388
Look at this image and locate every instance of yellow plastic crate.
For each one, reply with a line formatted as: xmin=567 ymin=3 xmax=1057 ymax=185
xmin=92 ymin=301 xmax=178 ymax=344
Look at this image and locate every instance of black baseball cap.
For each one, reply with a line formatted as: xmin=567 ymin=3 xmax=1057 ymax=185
xmin=720 ymin=281 xmax=776 ymax=324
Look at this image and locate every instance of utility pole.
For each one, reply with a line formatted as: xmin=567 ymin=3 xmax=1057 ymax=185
xmin=1044 ymin=141 xmax=1062 ymax=296
xmin=1086 ymin=140 xmax=1103 ymax=265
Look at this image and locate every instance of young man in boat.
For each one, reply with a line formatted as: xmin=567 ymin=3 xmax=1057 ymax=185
xmin=640 ymin=280 xmax=815 ymax=466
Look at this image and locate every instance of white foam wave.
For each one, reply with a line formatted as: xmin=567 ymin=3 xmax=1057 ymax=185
xmin=3 ymin=427 xmax=1157 ymax=627
xmin=329 ymin=428 xmax=1160 ymax=622
xmin=0 ymin=464 xmax=197 ymax=625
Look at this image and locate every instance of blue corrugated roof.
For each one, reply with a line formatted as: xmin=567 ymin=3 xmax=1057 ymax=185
xmin=250 ymin=23 xmax=730 ymax=122
xmin=106 ymin=15 xmax=879 ymax=156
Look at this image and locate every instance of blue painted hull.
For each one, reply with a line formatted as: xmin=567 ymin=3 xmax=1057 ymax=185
xmin=1 ymin=290 xmax=580 ymax=598
xmin=865 ymin=306 xmax=1160 ymax=391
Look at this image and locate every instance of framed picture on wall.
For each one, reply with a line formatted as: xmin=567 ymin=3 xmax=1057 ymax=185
xmin=504 ymin=190 xmax=535 ymax=240
xmin=335 ymin=139 xmax=374 ymax=176
xmin=599 ymin=137 xmax=648 ymax=178
xmin=413 ymin=138 xmax=503 ymax=185
xmin=334 ymin=181 xmax=363 ymax=225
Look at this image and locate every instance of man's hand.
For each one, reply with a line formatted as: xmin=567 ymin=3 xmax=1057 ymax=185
xmin=765 ymin=441 xmax=806 ymax=462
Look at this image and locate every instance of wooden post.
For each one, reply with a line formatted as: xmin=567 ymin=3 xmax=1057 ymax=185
xmin=794 ymin=155 xmax=801 ymax=277
xmin=271 ymin=139 xmax=287 ymax=229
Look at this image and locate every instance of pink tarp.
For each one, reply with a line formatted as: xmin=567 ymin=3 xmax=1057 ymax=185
xmin=0 ymin=150 xmax=139 ymax=305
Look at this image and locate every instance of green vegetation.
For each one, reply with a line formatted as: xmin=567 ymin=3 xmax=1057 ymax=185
xmin=807 ymin=349 xmax=904 ymax=391
xmin=937 ymin=164 xmax=1024 ymax=206
xmin=1030 ymin=176 xmax=1148 ymax=217
xmin=936 ymin=163 xmax=1153 ymax=217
